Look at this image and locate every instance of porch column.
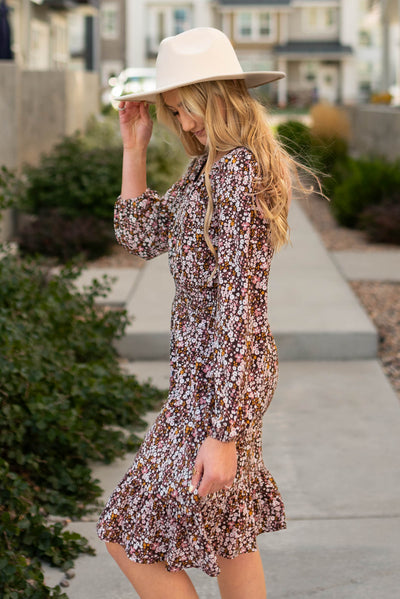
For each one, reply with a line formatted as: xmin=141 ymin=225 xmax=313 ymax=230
xmin=381 ymin=0 xmax=391 ymax=90
xmin=277 ymin=57 xmax=287 ymax=107
xmin=126 ymin=0 xmax=146 ymax=67
xmin=341 ymin=57 xmax=358 ymax=104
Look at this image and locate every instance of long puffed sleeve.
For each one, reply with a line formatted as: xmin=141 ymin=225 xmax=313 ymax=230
xmin=114 ymin=169 xmax=189 ymax=260
xmin=209 ymin=149 xmax=277 ymax=442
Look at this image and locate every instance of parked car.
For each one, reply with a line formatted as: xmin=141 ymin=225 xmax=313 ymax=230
xmin=109 ymin=68 xmax=156 ymax=104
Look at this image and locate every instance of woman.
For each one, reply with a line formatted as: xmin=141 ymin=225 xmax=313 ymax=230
xmin=97 ymin=27 xmax=292 ymax=599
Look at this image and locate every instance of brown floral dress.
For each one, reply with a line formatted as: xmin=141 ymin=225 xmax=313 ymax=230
xmin=97 ymin=146 xmax=286 ymax=577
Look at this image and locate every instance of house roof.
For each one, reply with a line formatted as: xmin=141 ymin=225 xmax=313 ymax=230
xmin=217 ymin=0 xmax=338 ymax=4
xmin=218 ymin=1 xmax=291 ymax=6
xmin=274 ymin=41 xmax=353 ymax=55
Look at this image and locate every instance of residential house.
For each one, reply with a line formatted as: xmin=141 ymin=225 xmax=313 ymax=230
xmin=129 ymin=1 xmax=357 ymax=105
xmin=380 ymin=0 xmax=400 ymax=93
xmin=6 ymin=0 xmax=98 ymax=70
xmin=98 ymin=0 xmax=126 ymax=98
xmin=216 ymin=0 xmax=358 ymax=106
xmin=126 ymin=0 xmax=213 ymax=67
xmin=357 ymin=0 xmax=400 ymax=100
xmin=115 ymin=0 xmax=400 ymax=106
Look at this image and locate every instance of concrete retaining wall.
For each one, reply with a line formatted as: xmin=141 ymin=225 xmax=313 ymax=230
xmin=0 ymin=63 xmax=99 ymax=241
xmin=345 ymin=105 xmax=400 ymax=160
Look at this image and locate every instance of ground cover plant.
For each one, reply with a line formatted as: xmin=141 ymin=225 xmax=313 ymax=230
xmin=0 ymin=245 xmax=165 ymax=597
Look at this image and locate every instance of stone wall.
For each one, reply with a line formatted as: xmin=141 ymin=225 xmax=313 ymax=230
xmin=345 ymin=105 xmax=400 ymax=161
xmin=0 ymin=63 xmax=99 ymax=241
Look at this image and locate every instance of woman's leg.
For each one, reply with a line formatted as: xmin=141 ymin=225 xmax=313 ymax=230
xmin=217 ymin=549 xmax=267 ymax=599
xmin=106 ymin=542 xmax=199 ymax=599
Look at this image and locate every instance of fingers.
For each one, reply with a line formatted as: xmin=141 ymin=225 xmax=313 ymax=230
xmin=197 ymin=474 xmax=234 ymax=497
xmin=189 ymin=464 xmax=235 ymax=497
xmin=189 ymin=462 xmax=203 ymax=493
xmin=117 ymin=100 xmax=149 ymax=115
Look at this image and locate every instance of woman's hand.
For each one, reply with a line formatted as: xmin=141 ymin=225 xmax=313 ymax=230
xmin=190 ymin=437 xmax=237 ymax=497
xmin=118 ymin=101 xmax=152 ymax=199
xmin=118 ymin=101 xmax=153 ymax=152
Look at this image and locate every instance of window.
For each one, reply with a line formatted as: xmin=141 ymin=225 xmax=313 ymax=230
xmin=148 ymin=6 xmax=192 ymax=56
xmin=173 ymin=8 xmax=190 ymax=35
xmin=238 ymin=13 xmax=252 ymax=38
xmin=308 ymin=8 xmax=318 ymax=28
xmin=52 ymin=21 xmax=68 ymax=69
xmin=30 ymin=20 xmax=50 ymax=69
xmin=157 ymin=12 xmax=165 ymax=44
xmin=259 ymin=13 xmax=271 ymax=37
xmin=359 ymin=30 xmax=372 ymax=46
xmin=304 ymin=7 xmax=337 ymax=32
xmin=101 ymin=3 xmax=118 ymax=40
xmin=236 ymin=12 xmax=275 ymax=41
xmin=326 ymin=8 xmax=336 ymax=27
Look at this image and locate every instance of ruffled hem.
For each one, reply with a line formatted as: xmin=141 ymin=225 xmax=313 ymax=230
xmin=97 ymin=464 xmax=286 ymax=578
xmin=97 ymin=486 xmax=220 ymax=576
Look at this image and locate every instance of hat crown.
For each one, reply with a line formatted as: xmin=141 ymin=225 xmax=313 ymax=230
xmin=156 ymin=28 xmax=243 ymax=90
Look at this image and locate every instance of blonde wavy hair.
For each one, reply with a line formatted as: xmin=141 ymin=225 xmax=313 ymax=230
xmin=156 ymin=79 xmax=295 ymax=255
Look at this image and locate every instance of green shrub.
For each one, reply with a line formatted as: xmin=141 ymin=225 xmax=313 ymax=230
xmin=0 ymin=249 xmax=165 ymax=597
xmin=331 ymin=157 xmax=400 ymax=228
xmin=276 ymin=119 xmax=348 ymax=195
xmin=0 ymin=457 xmax=91 ymax=598
xmin=360 ymin=200 xmax=400 ymax=244
xmin=276 ymin=120 xmax=314 ymax=164
xmin=19 ymin=133 xmax=122 ymax=223
xmin=2 ymin=114 xmax=187 ymax=261
xmin=18 ymin=210 xmax=114 ymax=261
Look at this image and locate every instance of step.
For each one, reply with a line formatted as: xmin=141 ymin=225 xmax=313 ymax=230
xmin=114 ymin=201 xmax=377 ymax=361
xmin=331 ymin=249 xmax=400 ymax=282
xmin=74 ymin=267 xmax=141 ymax=308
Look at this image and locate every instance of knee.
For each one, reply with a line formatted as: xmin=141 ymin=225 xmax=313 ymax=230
xmin=105 ymin=541 xmax=124 ymax=562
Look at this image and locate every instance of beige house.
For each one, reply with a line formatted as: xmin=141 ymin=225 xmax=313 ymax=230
xmin=99 ymin=0 xmax=126 ymax=100
xmin=6 ymin=0 xmax=98 ymax=70
xmin=0 ymin=0 xmax=100 ymax=169
xmin=216 ymin=0 xmax=357 ymax=106
xmin=125 ymin=1 xmax=399 ymax=106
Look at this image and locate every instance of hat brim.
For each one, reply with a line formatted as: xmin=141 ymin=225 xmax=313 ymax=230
xmin=113 ymin=71 xmax=285 ymax=103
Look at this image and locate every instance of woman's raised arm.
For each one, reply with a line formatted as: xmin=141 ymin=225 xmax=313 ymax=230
xmin=118 ymin=101 xmax=153 ymax=199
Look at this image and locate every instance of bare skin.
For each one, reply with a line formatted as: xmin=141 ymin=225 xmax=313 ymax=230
xmin=106 ymin=541 xmax=267 ymax=599
xmin=107 ymin=96 xmax=268 ymax=598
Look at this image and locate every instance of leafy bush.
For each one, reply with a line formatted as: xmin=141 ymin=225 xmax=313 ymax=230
xmin=18 ymin=210 xmax=114 ymax=261
xmin=276 ymin=119 xmax=347 ymax=197
xmin=1 ymin=457 xmax=91 ymax=598
xmin=1 ymin=114 xmax=187 ymax=261
xmin=276 ymin=120 xmax=314 ymax=165
xmin=0 ymin=249 xmax=165 ymax=597
xmin=331 ymin=157 xmax=400 ymax=228
xmin=360 ymin=200 xmax=400 ymax=244
xmin=18 ymin=133 xmax=122 ymax=223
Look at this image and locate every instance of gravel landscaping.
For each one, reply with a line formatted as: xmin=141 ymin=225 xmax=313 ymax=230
xmin=298 ymin=194 xmax=400 ymax=401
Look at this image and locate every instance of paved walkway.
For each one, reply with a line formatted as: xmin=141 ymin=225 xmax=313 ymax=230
xmin=45 ymin=200 xmax=400 ymax=598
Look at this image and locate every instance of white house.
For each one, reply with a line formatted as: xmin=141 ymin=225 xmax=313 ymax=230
xmin=121 ymin=0 xmax=399 ymax=105
xmin=125 ymin=0 xmax=213 ymax=68
xmin=6 ymin=0 xmax=99 ymax=71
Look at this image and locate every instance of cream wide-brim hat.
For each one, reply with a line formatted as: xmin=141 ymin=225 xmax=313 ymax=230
xmin=115 ymin=27 xmax=285 ymax=103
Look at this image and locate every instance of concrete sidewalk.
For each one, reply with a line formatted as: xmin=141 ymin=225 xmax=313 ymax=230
xmin=76 ymin=201 xmax=379 ymax=361
xmin=49 ymin=200 xmax=400 ymax=598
